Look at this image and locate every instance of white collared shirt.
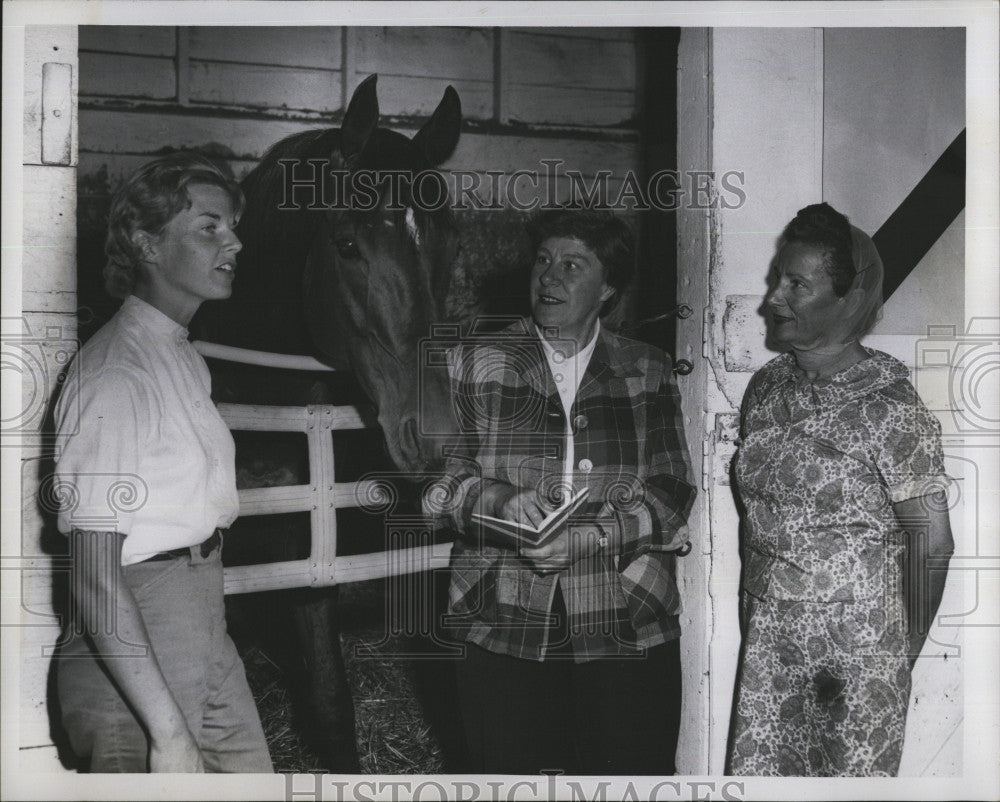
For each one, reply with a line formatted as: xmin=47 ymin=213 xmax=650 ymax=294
xmin=536 ymin=321 xmax=600 ymax=490
xmin=55 ymin=295 xmax=239 ymax=565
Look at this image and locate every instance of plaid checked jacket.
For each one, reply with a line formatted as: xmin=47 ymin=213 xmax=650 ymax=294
xmin=434 ymin=320 xmax=696 ymax=661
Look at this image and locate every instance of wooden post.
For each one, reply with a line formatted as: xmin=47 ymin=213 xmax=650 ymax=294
xmin=9 ymin=25 xmax=80 ymax=773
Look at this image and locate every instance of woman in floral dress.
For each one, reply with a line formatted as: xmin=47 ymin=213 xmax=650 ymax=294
xmin=727 ymin=203 xmax=954 ymax=776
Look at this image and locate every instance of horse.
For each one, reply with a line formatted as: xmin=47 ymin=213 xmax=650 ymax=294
xmin=192 ymin=74 xmax=464 ymax=772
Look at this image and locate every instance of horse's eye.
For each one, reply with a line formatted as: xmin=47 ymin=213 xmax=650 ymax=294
xmin=334 ymin=238 xmax=361 ymax=261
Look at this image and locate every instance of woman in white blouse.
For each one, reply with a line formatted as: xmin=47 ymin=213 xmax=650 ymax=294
xmin=53 ymin=153 xmax=272 ymax=772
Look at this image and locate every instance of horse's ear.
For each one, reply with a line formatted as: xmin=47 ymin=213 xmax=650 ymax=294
xmin=340 ymin=74 xmax=380 ymax=165
xmin=412 ymin=85 xmax=462 ymax=166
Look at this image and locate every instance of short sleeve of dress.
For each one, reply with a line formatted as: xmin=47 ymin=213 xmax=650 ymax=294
xmin=739 ymin=371 xmax=762 ymax=440
xmin=870 ymin=381 xmax=950 ymax=504
xmin=54 ymin=368 xmax=151 ymax=535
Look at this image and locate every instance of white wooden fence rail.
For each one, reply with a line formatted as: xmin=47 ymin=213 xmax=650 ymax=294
xmin=192 ymin=341 xmax=453 ymax=595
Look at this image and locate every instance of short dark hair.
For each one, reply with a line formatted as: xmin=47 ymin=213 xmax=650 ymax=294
xmin=104 ymin=152 xmax=244 ymax=298
xmin=526 ymin=209 xmax=635 ymax=315
xmin=780 ymin=202 xmax=855 ymax=296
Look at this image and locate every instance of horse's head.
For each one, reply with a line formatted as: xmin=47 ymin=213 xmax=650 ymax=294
xmin=214 ymin=76 xmax=462 ymax=473
xmin=301 ymin=76 xmax=461 ymax=473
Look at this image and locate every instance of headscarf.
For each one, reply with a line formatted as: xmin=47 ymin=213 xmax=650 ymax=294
xmin=844 ymin=224 xmax=884 ymax=342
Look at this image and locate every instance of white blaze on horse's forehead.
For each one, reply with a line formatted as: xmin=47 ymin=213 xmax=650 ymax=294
xmin=405 ymin=206 xmax=421 ymax=246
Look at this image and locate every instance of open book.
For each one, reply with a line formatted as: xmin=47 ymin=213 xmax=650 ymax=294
xmin=471 ymin=487 xmax=590 ymax=548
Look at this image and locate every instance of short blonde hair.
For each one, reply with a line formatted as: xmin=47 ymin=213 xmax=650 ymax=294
xmin=103 ymin=152 xmax=244 ymax=298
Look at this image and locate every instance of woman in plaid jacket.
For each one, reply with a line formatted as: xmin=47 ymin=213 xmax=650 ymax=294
xmin=432 ymin=209 xmax=696 ymax=774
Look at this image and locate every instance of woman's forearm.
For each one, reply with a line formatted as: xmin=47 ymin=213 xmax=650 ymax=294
xmin=905 ymin=546 xmax=951 ymax=667
xmin=893 ymin=495 xmax=955 ymax=669
xmin=69 ymin=530 xmax=198 ymax=750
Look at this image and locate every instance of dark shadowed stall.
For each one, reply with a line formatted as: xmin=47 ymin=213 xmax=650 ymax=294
xmin=67 ymin=25 xmax=680 ymax=774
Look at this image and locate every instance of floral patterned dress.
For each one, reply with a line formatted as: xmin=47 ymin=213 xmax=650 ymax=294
xmin=727 ymin=349 xmax=948 ymax=776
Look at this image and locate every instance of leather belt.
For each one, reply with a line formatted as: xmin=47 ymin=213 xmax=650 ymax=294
xmin=145 ymin=529 xmax=222 ymax=562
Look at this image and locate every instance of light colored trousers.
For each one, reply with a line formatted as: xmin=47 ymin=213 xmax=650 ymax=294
xmin=56 ymin=543 xmax=273 ymax=773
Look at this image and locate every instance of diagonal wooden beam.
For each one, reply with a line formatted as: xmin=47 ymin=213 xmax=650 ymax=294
xmin=874 ymin=129 xmax=965 ymax=300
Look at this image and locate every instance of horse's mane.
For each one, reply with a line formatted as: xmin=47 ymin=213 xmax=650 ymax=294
xmin=238 ymin=128 xmax=346 ymax=294
xmin=194 ymin=129 xmax=346 ymax=353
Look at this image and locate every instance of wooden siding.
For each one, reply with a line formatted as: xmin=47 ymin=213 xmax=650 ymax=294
xmin=79 ymin=52 xmax=176 ymax=100
xmin=78 ymin=25 xmax=641 ymax=131
xmin=504 ymin=30 xmax=638 ymax=126
xmin=188 ymin=26 xmax=343 ymax=69
xmin=78 ymin=25 xmax=176 ymax=57
xmin=77 ymin=24 xmax=643 ymax=225
xmin=354 ymin=27 xmax=493 ymax=80
xmin=187 ymin=60 xmax=342 ymax=113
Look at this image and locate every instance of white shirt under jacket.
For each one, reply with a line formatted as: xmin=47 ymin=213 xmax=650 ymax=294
xmin=54 ymin=295 xmax=239 ymax=565
xmin=536 ymin=321 xmax=600 ymax=491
